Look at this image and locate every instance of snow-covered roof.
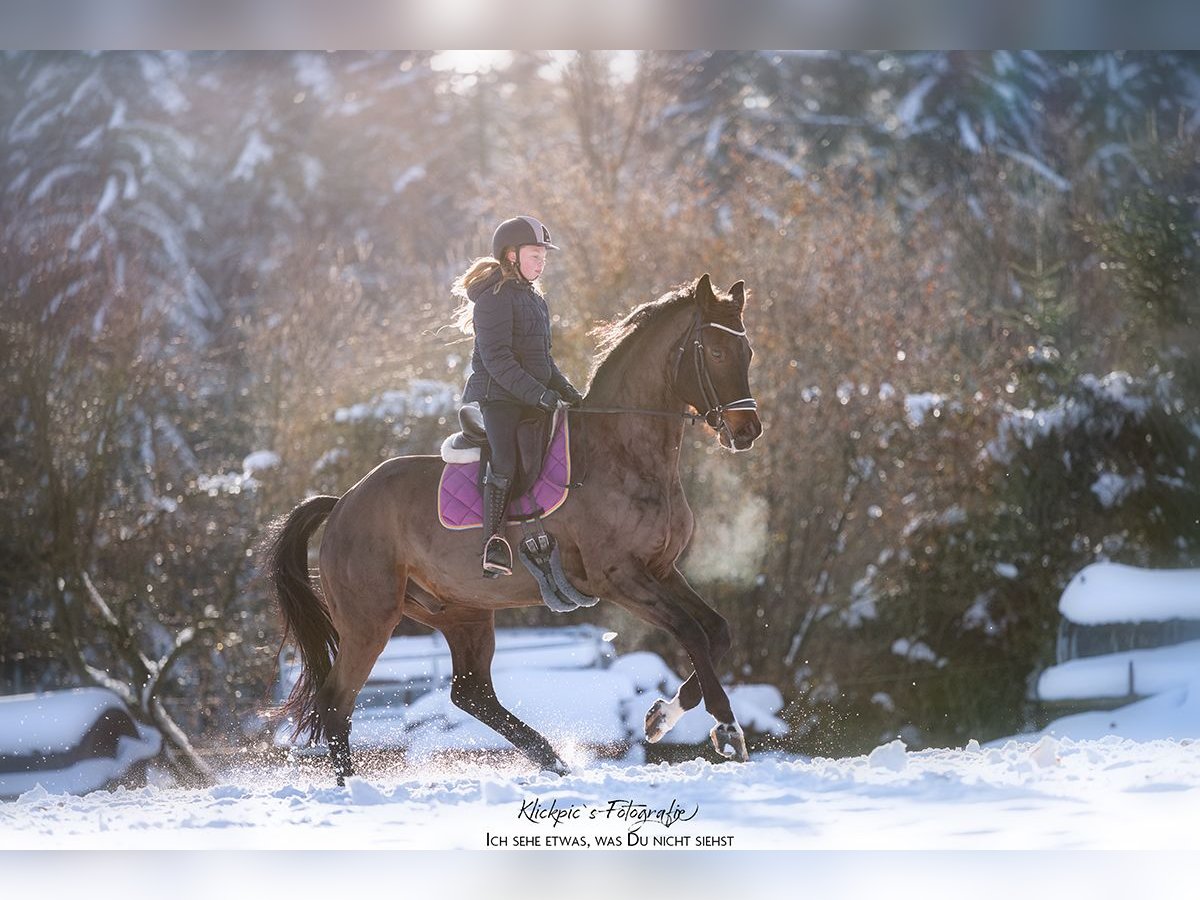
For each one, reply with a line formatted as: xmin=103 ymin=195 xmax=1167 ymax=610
xmin=1059 ymin=562 xmax=1200 ymax=625
xmin=0 ymin=688 xmax=161 ymax=801
xmin=1037 ymin=638 xmax=1200 ymax=702
xmin=0 ymin=688 xmax=132 ymax=755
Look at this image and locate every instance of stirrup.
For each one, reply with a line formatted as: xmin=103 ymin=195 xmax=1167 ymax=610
xmin=483 ymin=534 xmax=513 ymax=578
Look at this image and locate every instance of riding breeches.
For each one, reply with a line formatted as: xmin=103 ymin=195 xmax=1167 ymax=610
xmin=480 ymin=401 xmax=526 ymax=478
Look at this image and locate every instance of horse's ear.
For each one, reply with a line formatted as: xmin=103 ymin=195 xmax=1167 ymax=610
xmin=729 ymin=280 xmax=746 ymax=312
xmin=696 ymin=273 xmax=715 ymax=305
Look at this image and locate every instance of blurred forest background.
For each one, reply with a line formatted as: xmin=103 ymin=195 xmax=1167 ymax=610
xmin=2 ymin=51 xmax=1198 ymax=768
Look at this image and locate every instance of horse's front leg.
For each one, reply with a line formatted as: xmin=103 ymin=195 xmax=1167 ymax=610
xmin=608 ymin=565 xmax=747 ymax=762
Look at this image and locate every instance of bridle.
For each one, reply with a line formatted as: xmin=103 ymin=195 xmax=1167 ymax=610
xmin=669 ymin=307 xmax=759 ymax=440
xmin=563 ymin=306 xmax=758 ymax=488
xmin=572 ymin=307 xmax=758 ymax=438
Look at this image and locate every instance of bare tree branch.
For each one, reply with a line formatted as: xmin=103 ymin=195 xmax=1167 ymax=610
xmin=81 ymin=570 xmax=154 ymax=675
xmin=150 ymin=697 xmax=214 ymax=785
xmin=73 ymin=571 xmax=215 ymax=786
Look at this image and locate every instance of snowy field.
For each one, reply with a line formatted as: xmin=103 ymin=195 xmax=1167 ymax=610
xmin=4 ymin=736 xmax=1198 ymax=852
xmin=5 ymin=737 xmax=1199 ymax=898
xmin=6 ymin=564 xmax=1199 ymax=895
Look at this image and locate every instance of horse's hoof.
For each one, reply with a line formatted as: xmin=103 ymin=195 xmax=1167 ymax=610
xmin=710 ymin=722 xmax=748 ymax=762
xmin=645 ymin=697 xmax=685 ymax=743
xmin=542 ymin=758 xmax=571 ymax=777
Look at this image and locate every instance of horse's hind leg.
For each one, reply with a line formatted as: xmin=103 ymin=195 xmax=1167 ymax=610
xmin=316 ymin=576 xmax=407 ymax=785
xmin=439 ymin=612 xmax=570 ymax=775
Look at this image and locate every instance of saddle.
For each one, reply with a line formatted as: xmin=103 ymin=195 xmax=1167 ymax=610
xmin=439 ymin=403 xmax=489 ymax=464
xmin=437 ymin=404 xmax=597 ymax=612
xmin=438 ymin=403 xmax=567 ymax=529
xmin=440 ymin=402 xmax=550 ymax=496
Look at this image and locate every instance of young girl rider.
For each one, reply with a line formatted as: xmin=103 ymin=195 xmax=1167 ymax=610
xmin=451 ymin=216 xmax=584 ymax=578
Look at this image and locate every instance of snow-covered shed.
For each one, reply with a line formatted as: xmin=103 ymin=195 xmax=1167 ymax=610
xmin=1037 ymin=562 xmax=1200 ymax=717
xmin=1054 ymin=562 xmax=1200 ymax=664
xmin=0 ymin=688 xmax=162 ymax=800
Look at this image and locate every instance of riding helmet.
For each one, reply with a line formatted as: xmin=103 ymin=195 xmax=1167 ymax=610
xmin=491 ymin=216 xmax=560 ymax=261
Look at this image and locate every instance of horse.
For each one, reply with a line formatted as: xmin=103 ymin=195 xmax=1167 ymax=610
xmin=263 ymin=273 xmax=763 ymax=783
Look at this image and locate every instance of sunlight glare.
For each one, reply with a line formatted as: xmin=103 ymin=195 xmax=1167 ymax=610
xmin=430 ymin=51 xmax=512 ymax=74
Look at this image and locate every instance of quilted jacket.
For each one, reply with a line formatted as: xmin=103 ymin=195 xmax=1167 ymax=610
xmin=462 ymin=268 xmax=576 ymax=407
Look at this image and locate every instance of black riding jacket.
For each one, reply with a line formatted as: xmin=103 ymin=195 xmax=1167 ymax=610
xmin=462 ymin=269 xmax=576 ymax=407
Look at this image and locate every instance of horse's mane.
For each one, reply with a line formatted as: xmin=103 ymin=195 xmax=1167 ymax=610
xmin=587 ymin=279 xmax=742 ymax=387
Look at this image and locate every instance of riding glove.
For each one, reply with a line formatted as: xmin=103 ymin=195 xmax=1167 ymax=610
xmin=559 ymin=384 xmax=585 ymax=407
xmin=537 ymin=389 xmax=564 ymax=412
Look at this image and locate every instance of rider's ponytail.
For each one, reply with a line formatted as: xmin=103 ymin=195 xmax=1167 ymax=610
xmin=447 ymin=251 xmax=537 ymax=335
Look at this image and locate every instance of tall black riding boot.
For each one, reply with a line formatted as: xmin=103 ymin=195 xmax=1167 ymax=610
xmin=481 ymin=465 xmax=514 ymax=578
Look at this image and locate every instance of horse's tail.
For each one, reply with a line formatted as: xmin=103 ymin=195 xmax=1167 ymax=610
xmin=263 ymin=495 xmax=341 ymax=743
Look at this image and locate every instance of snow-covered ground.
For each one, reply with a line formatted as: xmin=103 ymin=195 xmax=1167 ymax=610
xmin=6 ymin=566 xmax=1199 ymax=896
xmin=4 ymin=735 xmax=1199 ymax=896
xmin=4 ymin=735 xmax=1198 ymax=852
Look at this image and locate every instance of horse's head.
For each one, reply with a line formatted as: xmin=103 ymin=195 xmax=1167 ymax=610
xmin=673 ymin=274 xmax=763 ymax=452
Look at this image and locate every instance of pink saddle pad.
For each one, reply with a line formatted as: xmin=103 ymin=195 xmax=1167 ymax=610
xmin=438 ymin=412 xmax=571 ymax=530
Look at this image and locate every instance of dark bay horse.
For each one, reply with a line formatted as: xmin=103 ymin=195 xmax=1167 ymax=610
xmin=263 ymin=274 xmax=762 ymax=783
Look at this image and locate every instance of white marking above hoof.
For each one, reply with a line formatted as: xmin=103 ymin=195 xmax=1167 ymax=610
xmin=644 ymin=696 xmax=686 ymax=743
xmin=710 ymin=721 xmax=748 ymax=761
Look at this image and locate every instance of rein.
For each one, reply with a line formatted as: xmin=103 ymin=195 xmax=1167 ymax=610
xmin=570 ymin=406 xmax=705 ymax=423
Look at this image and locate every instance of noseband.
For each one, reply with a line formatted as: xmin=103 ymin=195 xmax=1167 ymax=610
xmin=671 ymin=309 xmax=758 ymax=438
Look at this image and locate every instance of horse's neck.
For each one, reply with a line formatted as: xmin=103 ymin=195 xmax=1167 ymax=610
xmin=584 ymin=304 xmax=690 ymax=464
xmin=590 ymin=303 xmax=693 ymax=410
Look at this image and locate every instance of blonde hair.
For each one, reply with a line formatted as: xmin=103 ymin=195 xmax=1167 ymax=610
xmin=447 ymin=249 xmax=542 ymax=335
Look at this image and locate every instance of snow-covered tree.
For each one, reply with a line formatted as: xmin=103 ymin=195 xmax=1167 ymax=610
xmin=3 ymin=52 xmax=216 ymax=345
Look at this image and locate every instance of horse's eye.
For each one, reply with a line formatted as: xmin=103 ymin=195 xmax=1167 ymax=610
xmin=710 ymin=348 xmax=725 ymax=361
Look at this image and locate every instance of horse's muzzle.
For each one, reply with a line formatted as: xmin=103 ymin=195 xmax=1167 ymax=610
xmin=722 ymin=410 xmax=763 ymax=451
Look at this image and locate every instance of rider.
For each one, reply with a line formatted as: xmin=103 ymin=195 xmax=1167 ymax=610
xmin=450 ymin=216 xmax=584 ymax=578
